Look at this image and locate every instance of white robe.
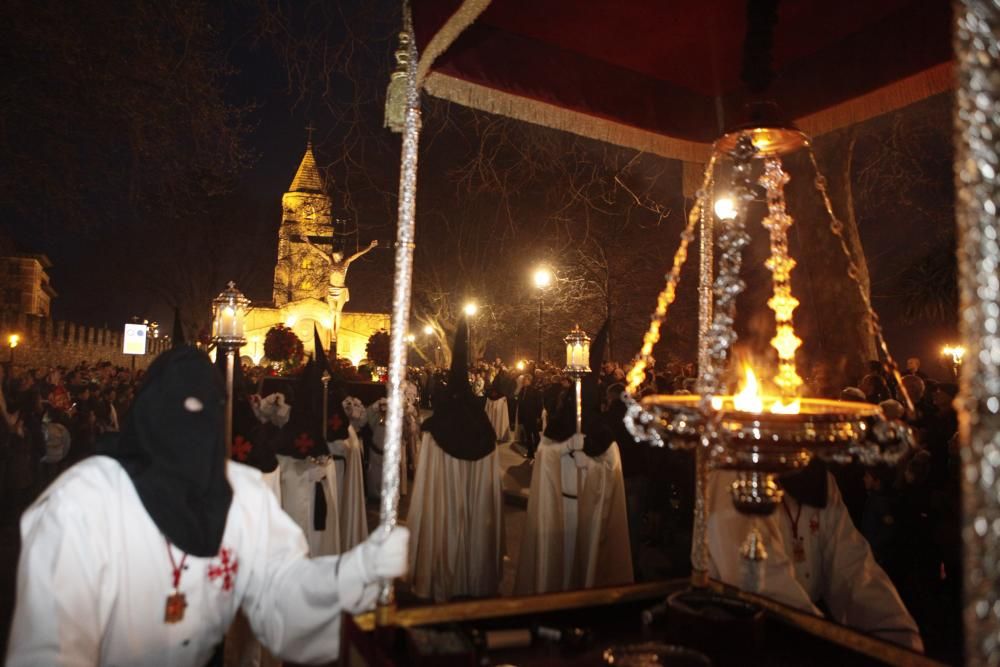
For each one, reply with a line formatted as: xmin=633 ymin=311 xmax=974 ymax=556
xmin=514 ymin=436 xmax=634 ymax=595
xmin=706 ymin=470 xmax=923 ymax=652
xmin=328 ymin=425 xmax=369 ymax=551
xmin=7 ymin=456 xmax=379 ymax=667
xmin=366 ymin=403 xmax=408 ymax=499
xmin=277 ymin=454 xmax=341 ymax=556
xmin=406 ymin=432 xmax=504 ymax=602
xmin=485 ymin=397 xmax=511 ymax=443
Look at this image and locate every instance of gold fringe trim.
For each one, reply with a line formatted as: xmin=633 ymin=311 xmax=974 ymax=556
xmin=416 ymin=0 xmax=493 ymax=86
xmin=796 ymin=62 xmax=953 ymax=137
xmin=424 ymin=72 xmax=713 ymax=161
xmin=423 ymin=64 xmax=951 ymax=160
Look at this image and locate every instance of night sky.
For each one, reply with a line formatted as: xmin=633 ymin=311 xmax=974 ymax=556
xmin=0 ymin=1 xmax=959 ymax=378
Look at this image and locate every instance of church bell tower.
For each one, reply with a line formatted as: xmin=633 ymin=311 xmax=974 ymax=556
xmin=272 ymin=137 xmax=335 ymax=306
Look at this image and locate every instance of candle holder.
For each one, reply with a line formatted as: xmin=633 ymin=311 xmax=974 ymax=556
xmin=622 ymin=122 xmax=915 ymax=593
xmin=564 ymin=326 xmax=591 ymax=434
xmin=212 ymin=281 xmax=250 ymax=456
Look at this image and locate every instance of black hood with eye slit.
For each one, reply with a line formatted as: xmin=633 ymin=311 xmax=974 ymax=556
xmin=99 ymin=345 xmax=232 ymax=557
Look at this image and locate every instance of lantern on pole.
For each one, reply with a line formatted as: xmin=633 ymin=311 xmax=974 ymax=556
xmin=563 ymin=325 xmax=591 ymax=434
xmin=212 ymin=281 xmax=250 ymax=456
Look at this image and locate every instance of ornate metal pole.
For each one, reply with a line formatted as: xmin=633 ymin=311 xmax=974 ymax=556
xmin=693 ymin=171 xmax=714 ymax=589
xmin=321 ymin=373 xmax=330 ymax=442
xmin=377 ymin=4 xmax=420 ymax=628
xmin=955 ymin=1 xmax=1000 ymax=663
xmin=224 ymin=349 xmax=236 ymax=455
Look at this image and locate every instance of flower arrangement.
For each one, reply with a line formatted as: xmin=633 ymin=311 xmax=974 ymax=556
xmin=263 ymin=325 xmax=305 ymax=376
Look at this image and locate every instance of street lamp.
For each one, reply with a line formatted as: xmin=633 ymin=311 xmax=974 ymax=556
xmin=423 ymin=324 xmax=434 ymax=336
xmin=532 ymin=266 xmax=553 ymax=363
xmin=462 ymin=302 xmax=478 ymax=364
xmin=212 ymin=281 xmax=250 ymax=456
xmin=942 ymin=344 xmax=966 ymax=378
xmin=8 ymin=333 xmax=20 ymax=366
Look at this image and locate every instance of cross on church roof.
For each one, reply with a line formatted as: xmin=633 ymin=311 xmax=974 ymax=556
xmin=305 ymin=122 xmax=316 ymax=146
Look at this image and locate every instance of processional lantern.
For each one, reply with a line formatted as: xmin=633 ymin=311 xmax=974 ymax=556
xmin=212 ymin=281 xmax=250 ymax=345
xmin=564 ymin=325 xmax=591 ymax=435
xmin=624 ymin=117 xmax=915 ymax=589
xmin=212 ymin=281 xmax=250 ymax=456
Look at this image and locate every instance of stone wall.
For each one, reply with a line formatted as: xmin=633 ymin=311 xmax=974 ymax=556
xmin=0 ymin=313 xmax=169 ymax=371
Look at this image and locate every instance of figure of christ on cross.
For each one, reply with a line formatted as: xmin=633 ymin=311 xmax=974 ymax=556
xmin=298 ymin=234 xmax=378 ymax=341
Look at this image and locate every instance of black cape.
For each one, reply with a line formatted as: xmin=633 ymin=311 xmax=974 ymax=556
xmin=421 ymin=318 xmax=496 ymax=461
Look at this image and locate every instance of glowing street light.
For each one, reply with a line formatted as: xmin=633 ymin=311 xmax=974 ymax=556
xmin=463 ymin=302 xmax=478 ymax=317
xmin=714 ymin=196 xmax=738 ymax=221
xmin=405 ymin=333 xmax=416 ymax=343
xmin=8 ymin=333 xmax=20 ymax=365
xmin=532 ymin=266 xmax=554 ymax=363
xmin=533 ymin=266 xmax=553 ymax=289
xmin=423 ymin=324 xmax=434 ymax=336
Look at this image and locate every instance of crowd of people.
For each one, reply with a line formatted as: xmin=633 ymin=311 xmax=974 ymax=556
xmin=0 ymin=361 xmax=143 ymax=513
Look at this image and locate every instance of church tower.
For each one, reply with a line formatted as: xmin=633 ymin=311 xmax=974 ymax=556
xmin=272 ymin=138 xmax=335 ymax=305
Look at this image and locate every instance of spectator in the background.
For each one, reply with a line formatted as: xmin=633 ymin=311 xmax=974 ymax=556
xmin=860 ymin=373 xmax=892 ymax=404
xmin=904 ymin=357 xmax=929 ymax=381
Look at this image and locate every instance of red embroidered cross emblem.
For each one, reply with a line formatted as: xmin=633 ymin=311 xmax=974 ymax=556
xmin=207 ymin=548 xmax=239 ymax=592
xmin=232 ymin=436 xmax=252 ymax=462
xmin=294 ymin=432 xmax=314 ymax=455
xmin=328 ymin=413 xmax=343 ymax=432
xmin=809 ymin=516 xmax=820 ymax=535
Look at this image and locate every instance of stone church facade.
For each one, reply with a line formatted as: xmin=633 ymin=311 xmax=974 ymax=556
xmin=240 ymin=141 xmax=388 ymax=367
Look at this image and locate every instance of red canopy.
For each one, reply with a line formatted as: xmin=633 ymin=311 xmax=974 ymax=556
xmin=414 ymin=0 xmax=952 ymax=160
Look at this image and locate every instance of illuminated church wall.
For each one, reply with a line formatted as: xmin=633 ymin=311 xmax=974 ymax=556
xmin=240 ymin=139 xmax=389 ymax=367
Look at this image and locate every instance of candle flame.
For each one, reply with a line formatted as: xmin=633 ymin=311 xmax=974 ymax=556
xmin=730 ymin=364 xmax=802 ymax=415
xmin=733 ymin=366 xmax=764 ymax=413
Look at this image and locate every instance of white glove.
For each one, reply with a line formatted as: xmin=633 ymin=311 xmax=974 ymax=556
xmin=565 ymin=433 xmax=585 ymax=453
xmin=358 ymin=526 xmax=410 ymax=584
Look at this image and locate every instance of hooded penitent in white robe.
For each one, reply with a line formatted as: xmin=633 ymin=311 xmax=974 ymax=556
xmin=485 ymin=396 xmax=511 ymax=443
xmin=406 ymin=431 xmax=504 ymax=602
xmin=706 ymin=469 xmax=923 ymax=653
xmin=7 ymin=456 xmax=380 ymax=667
xmin=366 ymin=399 xmax=408 ymax=499
xmin=327 ymin=424 xmax=369 ymax=551
xmin=277 ymin=454 xmax=341 ymax=556
xmin=514 ymin=435 xmax=634 ymax=595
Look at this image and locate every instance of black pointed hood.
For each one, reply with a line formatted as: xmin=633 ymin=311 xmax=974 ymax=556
xmin=278 ymin=358 xmax=329 ymax=459
xmin=98 ymin=345 xmax=231 ymax=557
xmin=171 ymin=307 xmax=186 ymax=347
xmin=314 ymin=324 xmax=350 ymax=442
xmin=215 ymin=344 xmax=279 ymax=472
xmin=422 ymin=318 xmax=496 ymax=460
xmin=778 ymin=459 xmax=829 ymax=508
xmin=449 ymin=320 xmax=471 ymax=392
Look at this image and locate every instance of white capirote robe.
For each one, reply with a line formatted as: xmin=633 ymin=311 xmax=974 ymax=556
xmin=706 ymin=470 xmax=923 ymax=652
xmin=406 ymin=432 xmax=504 ymax=602
xmin=277 ymin=454 xmax=341 ymax=556
xmin=327 ymin=425 xmax=369 ymax=551
xmin=485 ymin=397 xmax=511 ymax=443
xmin=514 ymin=435 xmax=634 ymax=595
xmin=7 ymin=456 xmax=380 ymax=667
xmin=366 ymin=402 xmax=408 ymax=499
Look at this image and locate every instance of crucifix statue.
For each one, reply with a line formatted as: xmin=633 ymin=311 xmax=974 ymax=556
xmin=299 ymin=235 xmax=379 ymax=341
